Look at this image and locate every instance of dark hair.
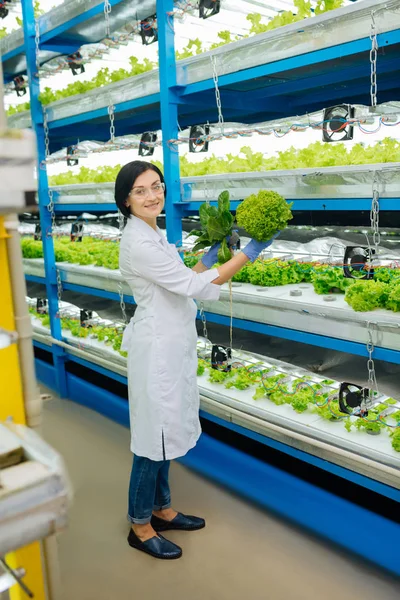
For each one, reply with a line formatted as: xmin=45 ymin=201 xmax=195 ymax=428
xmin=114 ymin=160 xmax=165 ymax=219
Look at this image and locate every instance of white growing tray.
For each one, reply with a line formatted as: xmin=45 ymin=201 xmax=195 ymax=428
xmin=51 ymin=164 xmax=400 ymax=205
xmin=31 ymin=319 xmax=400 ymax=487
xmin=8 ymin=0 xmax=400 ymax=128
xmin=25 ymin=259 xmax=400 ymax=352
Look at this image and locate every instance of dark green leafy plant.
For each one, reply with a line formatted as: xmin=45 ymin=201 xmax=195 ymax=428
xmin=236 ymin=190 xmax=293 ymax=242
xmin=188 ymin=191 xmax=234 ymax=264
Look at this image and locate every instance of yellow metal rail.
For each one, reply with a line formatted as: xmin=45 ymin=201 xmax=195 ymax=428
xmin=0 ymin=216 xmax=47 ymax=600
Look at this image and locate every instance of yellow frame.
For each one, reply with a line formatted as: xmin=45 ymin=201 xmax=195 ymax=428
xmin=0 ymin=216 xmax=47 ymax=600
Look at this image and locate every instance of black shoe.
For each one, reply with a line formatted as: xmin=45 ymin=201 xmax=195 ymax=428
xmin=127 ymin=528 xmax=182 ymax=560
xmin=151 ymin=512 xmax=205 ymax=532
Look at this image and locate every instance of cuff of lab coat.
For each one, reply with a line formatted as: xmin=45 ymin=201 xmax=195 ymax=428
xmin=198 ymin=268 xmax=221 ymax=301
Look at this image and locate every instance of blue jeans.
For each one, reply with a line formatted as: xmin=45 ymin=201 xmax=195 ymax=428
xmin=128 ymin=455 xmax=172 ymax=525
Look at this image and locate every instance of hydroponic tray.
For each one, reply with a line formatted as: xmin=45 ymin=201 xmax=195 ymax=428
xmin=0 ymin=0 xmax=159 ymax=81
xmin=51 ymin=164 xmax=400 ymax=206
xmin=8 ymin=0 xmax=399 ymax=130
xmin=30 ymin=318 xmax=400 ymax=488
xmin=25 ymin=259 xmax=400 ymax=351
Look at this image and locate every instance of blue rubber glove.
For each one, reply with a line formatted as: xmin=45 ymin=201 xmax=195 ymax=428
xmin=201 ymin=232 xmax=242 ymax=268
xmin=201 ymin=241 xmax=221 ymax=269
xmin=243 ymin=231 xmax=281 ymax=262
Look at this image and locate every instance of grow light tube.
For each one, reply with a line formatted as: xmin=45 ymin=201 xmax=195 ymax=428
xmin=259 ymin=249 xmax=400 ymax=263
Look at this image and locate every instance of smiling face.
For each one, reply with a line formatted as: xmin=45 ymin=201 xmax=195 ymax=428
xmin=125 ymin=168 xmax=165 ymax=224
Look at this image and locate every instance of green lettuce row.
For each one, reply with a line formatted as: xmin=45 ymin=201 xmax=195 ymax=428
xmin=8 ymin=3 xmax=345 ymax=115
xmin=30 ymin=308 xmax=127 ymax=357
xmin=21 ymin=236 xmax=120 ymax=270
xmin=197 ymin=358 xmax=400 ymax=452
xmin=30 ymin=307 xmax=400 ymax=451
xmin=46 ymin=139 xmax=400 ymax=186
xmin=21 ymin=237 xmax=400 ymax=311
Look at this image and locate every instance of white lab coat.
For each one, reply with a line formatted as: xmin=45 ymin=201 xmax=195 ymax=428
xmin=119 ymin=215 xmax=221 ymax=461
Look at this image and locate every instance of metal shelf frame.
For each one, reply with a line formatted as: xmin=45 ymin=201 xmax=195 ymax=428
xmin=15 ymin=0 xmax=400 ymax=571
xmin=17 ymin=0 xmax=400 ymax=398
xmin=1 ymin=0 xmax=153 ymax=82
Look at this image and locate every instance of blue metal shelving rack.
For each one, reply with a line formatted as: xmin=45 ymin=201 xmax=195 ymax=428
xmin=9 ymin=0 xmax=400 ymax=575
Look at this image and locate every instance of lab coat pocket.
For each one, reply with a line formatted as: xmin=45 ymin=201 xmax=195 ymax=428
xmin=121 ymin=309 xmax=154 ymax=352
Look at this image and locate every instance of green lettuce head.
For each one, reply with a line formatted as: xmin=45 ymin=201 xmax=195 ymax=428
xmin=236 ymin=190 xmax=293 ymax=242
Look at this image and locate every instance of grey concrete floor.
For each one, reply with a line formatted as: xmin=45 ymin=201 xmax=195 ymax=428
xmin=41 ymin=389 xmax=400 ymax=600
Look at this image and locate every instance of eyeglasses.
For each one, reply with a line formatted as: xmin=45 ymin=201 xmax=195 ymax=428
xmin=130 ymin=182 xmax=165 ymax=199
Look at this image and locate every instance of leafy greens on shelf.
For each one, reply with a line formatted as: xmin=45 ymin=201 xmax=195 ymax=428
xmin=21 ymin=238 xmax=400 ymax=314
xmin=30 ymin=305 xmax=400 ymax=452
xmin=7 ymin=0 xmax=348 ymax=115
xmin=46 ymin=140 xmax=400 ymax=187
xmin=187 ymin=191 xmax=234 ymax=264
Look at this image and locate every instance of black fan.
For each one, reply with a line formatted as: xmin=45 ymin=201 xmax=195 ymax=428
xmin=140 ymin=15 xmax=158 ymax=45
xmin=36 ymin=298 xmax=48 ymax=315
xmin=0 ymin=2 xmax=8 ymax=19
xmin=343 ymin=246 xmax=375 ymax=280
xmin=139 ymin=132 xmax=157 ymax=157
xmin=70 ymin=221 xmax=84 ymax=242
xmin=211 ymin=344 xmax=231 ymax=372
xmin=14 ymin=76 xmax=27 ymax=97
xmin=199 ymin=0 xmax=221 ymax=19
xmin=189 ymin=124 xmax=210 ymax=153
xmin=323 ymin=105 xmax=354 ymax=143
xmin=339 ymin=382 xmax=369 ymax=416
xmin=67 ymin=146 xmax=79 ymax=167
xmin=34 ymin=222 xmax=42 ymax=241
xmin=80 ymin=309 xmax=93 ymax=328
xmin=67 ymin=52 xmax=85 ymax=76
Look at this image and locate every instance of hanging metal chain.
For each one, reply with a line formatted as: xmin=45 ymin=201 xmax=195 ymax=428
xmin=199 ymin=302 xmax=209 ymax=341
xmin=108 ymin=105 xmax=115 ymax=142
xmin=117 ymin=282 xmax=128 ymax=323
xmin=56 ymin=268 xmax=63 ymax=315
xmin=44 ymin=109 xmax=58 ymax=235
xmin=104 ymin=0 xmax=112 ymax=38
xmin=370 ymin=173 xmax=380 ymax=250
xmin=370 ymin=11 xmax=378 ymax=108
xmin=43 ymin=108 xmax=50 ymax=158
xmin=34 ymin=18 xmax=40 ymax=75
xmin=366 ymin=321 xmax=379 ymax=394
xmin=47 ymin=188 xmax=57 ymax=236
xmin=210 ymin=55 xmax=224 ymax=136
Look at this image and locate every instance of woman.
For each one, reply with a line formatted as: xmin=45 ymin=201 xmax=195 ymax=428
xmin=115 ymin=160 xmax=277 ymax=560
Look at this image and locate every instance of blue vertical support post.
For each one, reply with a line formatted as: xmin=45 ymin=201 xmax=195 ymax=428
xmin=157 ymin=0 xmax=183 ymax=247
xmin=21 ymin=0 xmax=68 ymax=397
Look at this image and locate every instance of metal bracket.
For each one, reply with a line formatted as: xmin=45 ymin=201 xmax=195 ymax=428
xmin=0 ymin=558 xmax=33 ymax=598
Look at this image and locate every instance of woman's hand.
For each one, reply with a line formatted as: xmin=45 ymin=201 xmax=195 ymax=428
xmin=242 ymin=231 xmax=281 ymax=263
xmin=201 ymin=241 xmax=221 ymax=269
xmin=200 ymin=233 xmax=238 ymax=269
xmin=211 ymin=231 xmax=281 ymax=286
